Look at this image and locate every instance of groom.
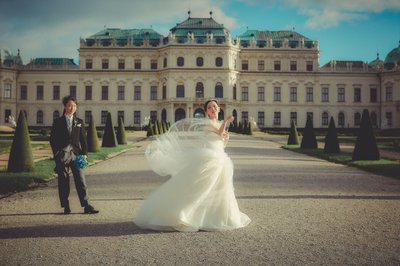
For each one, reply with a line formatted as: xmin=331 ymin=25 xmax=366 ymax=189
xmin=50 ymin=95 xmax=99 ymax=215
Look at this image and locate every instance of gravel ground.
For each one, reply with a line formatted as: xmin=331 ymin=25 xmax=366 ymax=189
xmin=0 ymin=134 xmax=399 ymax=265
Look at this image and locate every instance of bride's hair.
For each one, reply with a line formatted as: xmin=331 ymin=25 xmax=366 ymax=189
xmin=204 ymin=99 xmax=218 ymax=111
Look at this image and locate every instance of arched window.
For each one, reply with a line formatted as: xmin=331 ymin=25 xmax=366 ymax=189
xmin=161 ymin=109 xmax=167 ymax=122
xmin=176 ymin=83 xmax=185 ymax=98
xmin=215 ymin=82 xmax=223 ymax=98
xmin=196 ymin=82 xmax=204 ymax=98
xmin=322 ymin=112 xmax=329 ymax=126
xmin=163 ymin=58 xmax=167 ymax=68
xmin=194 ymin=108 xmax=205 ymax=118
xmin=196 ymin=57 xmax=204 ymax=67
xmin=354 ymin=112 xmax=361 ymax=126
xmin=232 ymin=109 xmax=237 ymax=121
xmin=216 ymin=57 xmax=223 ymax=67
xmin=37 ymin=110 xmax=44 ymax=124
xmin=175 ymin=108 xmax=186 ymax=121
xmin=53 ymin=110 xmax=60 ymax=121
xmin=218 ymin=108 xmax=225 ymax=120
xmin=338 ymin=112 xmax=345 ymax=127
xmin=177 ymin=57 xmax=184 ymax=67
xmin=370 ymin=112 xmax=377 ymax=127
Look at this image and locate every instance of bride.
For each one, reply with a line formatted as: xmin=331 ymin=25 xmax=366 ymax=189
xmin=134 ymin=99 xmax=251 ymax=232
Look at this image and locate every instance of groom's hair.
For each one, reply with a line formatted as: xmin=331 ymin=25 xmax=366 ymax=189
xmin=62 ymin=95 xmax=77 ymax=106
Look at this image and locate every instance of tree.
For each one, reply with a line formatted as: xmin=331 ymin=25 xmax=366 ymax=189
xmin=323 ymin=117 xmax=340 ymax=153
xmin=352 ymin=109 xmax=380 ymax=160
xmin=87 ymin=115 xmax=100 ymax=152
xmin=7 ymin=111 xmax=34 ymax=172
xmin=116 ymin=117 xmax=127 ymax=144
xmin=102 ymin=112 xmax=117 ymax=147
xmin=287 ymin=120 xmax=300 ymax=145
xmin=300 ymin=115 xmax=317 ymax=149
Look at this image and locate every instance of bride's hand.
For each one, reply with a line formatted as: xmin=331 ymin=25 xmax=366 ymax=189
xmin=225 ymin=115 xmax=234 ymax=123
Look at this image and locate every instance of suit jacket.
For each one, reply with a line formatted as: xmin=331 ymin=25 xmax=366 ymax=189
xmin=50 ymin=115 xmax=88 ymax=157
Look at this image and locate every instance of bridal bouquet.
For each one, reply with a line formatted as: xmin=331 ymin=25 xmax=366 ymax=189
xmin=74 ymin=154 xmax=88 ymax=169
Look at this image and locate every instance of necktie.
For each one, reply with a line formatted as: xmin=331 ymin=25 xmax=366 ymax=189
xmin=67 ymin=117 xmax=72 ymax=133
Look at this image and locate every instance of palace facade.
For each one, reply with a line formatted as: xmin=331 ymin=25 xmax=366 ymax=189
xmin=1 ymin=15 xmax=399 ymax=129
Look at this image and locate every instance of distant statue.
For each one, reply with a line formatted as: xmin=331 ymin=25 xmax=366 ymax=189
xmin=8 ymin=115 xmax=16 ymax=127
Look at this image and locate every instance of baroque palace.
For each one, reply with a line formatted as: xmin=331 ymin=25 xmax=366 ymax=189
xmin=0 ymin=14 xmax=399 ymax=129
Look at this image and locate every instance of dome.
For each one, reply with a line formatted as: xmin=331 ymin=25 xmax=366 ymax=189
xmin=383 ymin=42 xmax=400 ymax=70
xmin=369 ymin=53 xmax=383 ymax=70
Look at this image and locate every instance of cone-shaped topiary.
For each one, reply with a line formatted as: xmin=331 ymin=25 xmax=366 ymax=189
xmin=157 ymin=121 xmax=162 ymax=134
xmin=102 ymin=112 xmax=117 ymax=147
xmin=352 ymin=109 xmax=380 ymax=160
xmin=87 ymin=115 xmax=100 ymax=152
xmin=116 ymin=117 xmax=127 ymax=144
xmin=146 ymin=120 xmax=154 ymax=137
xmin=300 ymin=115 xmax=317 ymax=149
xmin=7 ymin=111 xmax=34 ymax=172
xmin=324 ymin=117 xmax=340 ymax=153
xmin=287 ymin=120 xmax=300 ymax=145
xmin=247 ymin=122 xmax=253 ymax=135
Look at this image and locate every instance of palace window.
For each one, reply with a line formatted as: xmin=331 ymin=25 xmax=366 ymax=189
xmin=163 ymin=58 xmax=167 ymax=68
xmin=36 ymin=110 xmax=44 ymax=124
xmin=258 ymin=112 xmax=265 ymax=127
xmin=118 ymin=86 xmax=125 ymax=100
xmin=258 ymin=60 xmax=265 ymax=71
xmin=338 ymin=112 xmax=345 ymax=127
xmin=215 ymin=82 xmax=223 ymax=98
xmin=118 ymin=59 xmax=125 ymax=70
xmin=290 ymin=61 xmax=297 ymax=71
xmin=196 ymin=57 xmax=204 ymax=67
xmin=176 ymin=83 xmax=185 ymax=98
xmin=370 ymin=88 xmax=377 ymax=102
xmin=101 ymin=86 xmax=108 ymax=100
xmin=37 ymin=85 xmax=44 ymax=100
xmin=85 ymin=59 xmax=92 ymax=69
xmin=386 ymin=87 xmax=393 ymax=101
xmin=101 ymin=111 xmax=108 ymax=124
xmin=53 ymin=110 xmax=60 ymax=121
xmin=242 ymin=111 xmax=249 ymax=125
xmin=151 ymin=59 xmax=158 ymax=70
xmin=274 ymin=61 xmax=281 ymax=71
xmin=354 ymin=88 xmax=361 ymax=102
xmin=274 ymin=87 xmax=281 ymax=102
xmin=85 ymin=111 xmax=91 ymax=124
xmin=102 ymin=59 xmax=109 ymax=69
xmin=321 ymin=87 xmax=329 ymax=102
xmin=4 ymin=109 xmax=11 ymax=123
xmin=322 ymin=112 xmax=329 ymax=126
xmin=273 ymin=112 xmax=281 ymax=126
xmin=134 ymin=86 xmax=141 ymax=100
xmin=338 ymin=88 xmax=345 ymax=102
xmin=162 ymin=85 xmax=167 ymax=99
xmin=85 ymin=86 xmax=92 ymax=100
xmin=354 ymin=112 xmax=361 ymax=126
xmin=290 ymin=87 xmax=297 ymax=102
xmin=216 ymin=57 xmax=223 ymax=67
xmin=69 ymin=85 xmax=77 ymax=98
xmin=134 ymin=59 xmax=141 ymax=69
xmin=53 ymin=85 xmax=60 ymax=100
xmin=306 ymin=87 xmax=313 ymax=102
xmin=241 ymin=87 xmax=248 ymax=101
xmin=134 ymin=111 xmax=141 ymax=125
xmin=20 ymin=85 xmax=27 ymax=100
xmin=150 ymin=111 xmax=157 ymax=122
xmin=196 ymin=82 xmax=204 ymax=98
xmin=258 ymin=87 xmax=265 ymax=101
xmin=4 ymin=83 xmax=11 ymax=99
xmin=118 ymin=111 xmax=124 ymax=123
xmin=242 ymin=60 xmax=248 ymax=70
xmin=177 ymin=57 xmax=184 ymax=67
xmin=290 ymin=112 xmax=297 ymax=125
xmin=386 ymin=112 xmax=392 ymax=127
xmin=306 ymin=61 xmax=313 ymax=71
xmin=150 ymin=86 xmax=157 ymax=100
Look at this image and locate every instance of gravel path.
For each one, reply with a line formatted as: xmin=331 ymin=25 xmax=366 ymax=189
xmin=0 ymin=135 xmax=399 ymax=265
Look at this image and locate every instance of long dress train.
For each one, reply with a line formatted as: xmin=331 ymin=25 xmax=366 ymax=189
xmin=134 ymin=118 xmax=251 ymax=232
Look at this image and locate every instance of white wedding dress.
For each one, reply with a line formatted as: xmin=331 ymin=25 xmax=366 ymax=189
xmin=134 ymin=118 xmax=251 ymax=232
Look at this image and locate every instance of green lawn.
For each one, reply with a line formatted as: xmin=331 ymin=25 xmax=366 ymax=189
xmin=0 ymin=144 xmax=133 ymax=195
xmin=283 ymin=144 xmax=400 ymax=179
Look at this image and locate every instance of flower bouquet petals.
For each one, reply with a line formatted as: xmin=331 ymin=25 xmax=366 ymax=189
xmin=74 ymin=154 xmax=88 ymax=169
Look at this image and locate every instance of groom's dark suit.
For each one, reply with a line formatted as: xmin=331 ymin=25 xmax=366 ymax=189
xmin=50 ymin=115 xmax=89 ymax=209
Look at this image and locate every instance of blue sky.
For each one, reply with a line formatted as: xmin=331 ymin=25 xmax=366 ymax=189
xmin=0 ymin=0 xmax=399 ymax=65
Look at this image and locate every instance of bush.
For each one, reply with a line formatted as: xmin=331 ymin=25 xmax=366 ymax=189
xmin=300 ymin=115 xmax=317 ymax=149
xmin=324 ymin=117 xmax=340 ymax=153
xmin=352 ymin=109 xmax=380 ymax=160
xmin=287 ymin=120 xmax=299 ymax=145
xmin=87 ymin=115 xmax=100 ymax=152
xmin=7 ymin=111 xmax=34 ymax=172
xmin=102 ymin=112 xmax=117 ymax=147
xmin=116 ymin=117 xmax=127 ymax=144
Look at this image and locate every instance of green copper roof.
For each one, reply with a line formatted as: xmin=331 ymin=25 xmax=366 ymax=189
xmin=384 ymin=43 xmax=400 ymax=70
xmin=238 ymin=30 xmax=314 ymax=48
xmin=89 ymin=28 xmax=163 ymax=40
xmin=27 ymin=58 xmax=76 ymax=66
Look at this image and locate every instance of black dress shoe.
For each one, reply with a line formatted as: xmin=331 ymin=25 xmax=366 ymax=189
xmin=84 ymin=205 xmax=99 ymax=214
xmin=64 ymin=207 xmax=71 ymax=214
